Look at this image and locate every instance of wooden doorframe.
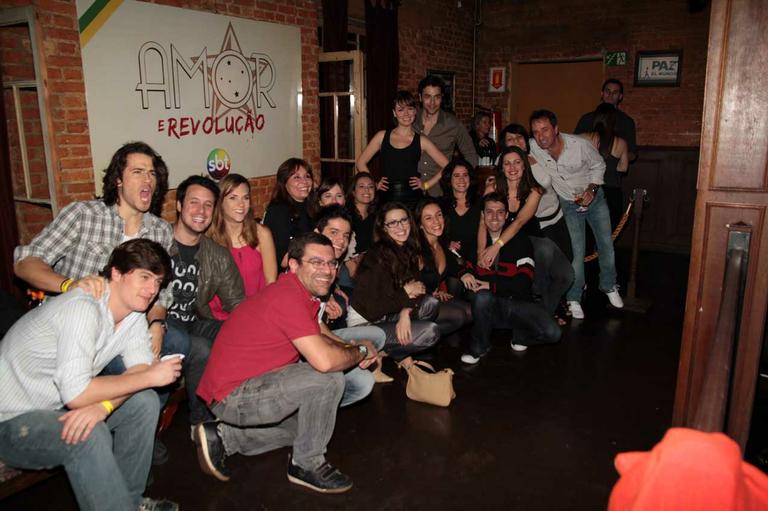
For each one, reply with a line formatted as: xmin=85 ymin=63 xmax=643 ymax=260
xmin=673 ymin=0 xmax=768 ymax=450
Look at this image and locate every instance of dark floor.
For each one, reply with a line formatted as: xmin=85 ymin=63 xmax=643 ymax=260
xmin=3 ymin=250 xmax=689 ymax=511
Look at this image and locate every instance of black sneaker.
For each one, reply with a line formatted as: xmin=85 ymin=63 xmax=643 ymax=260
xmin=139 ymin=497 xmax=179 ymax=511
xmin=287 ymin=457 xmax=353 ymax=493
xmin=194 ymin=422 xmax=230 ymax=482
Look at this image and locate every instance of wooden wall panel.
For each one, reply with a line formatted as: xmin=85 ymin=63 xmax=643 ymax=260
xmin=711 ymin=1 xmax=768 ymax=190
xmin=677 ymin=204 xmax=764 ymax=421
xmin=618 ymin=147 xmax=698 ymax=253
xmin=674 ymin=0 xmax=768 ymax=448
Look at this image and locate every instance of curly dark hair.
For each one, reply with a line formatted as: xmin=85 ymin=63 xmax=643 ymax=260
xmin=494 ymin=146 xmax=543 ymax=205
xmin=418 ymin=75 xmax=446 ymax=96
xmin=101 ymin=142 xmax=168 ymax=216
xmin=440 ymin=158 xmax=477 ymax=206
xmin=371 ymin=202 xmax=421 ymax=287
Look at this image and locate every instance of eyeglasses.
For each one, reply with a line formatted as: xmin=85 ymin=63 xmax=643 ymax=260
xmin=302 ymin=258 xmax=340 ymax=271
xmin=384 ymin=218 xmax=410 ymax=229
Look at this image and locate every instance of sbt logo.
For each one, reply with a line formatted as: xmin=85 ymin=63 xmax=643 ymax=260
xmin=207 ymin=148 xmax=231 ymax=179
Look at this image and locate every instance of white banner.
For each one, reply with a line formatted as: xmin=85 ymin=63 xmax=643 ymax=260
xmin=78 ymin=0 xmax=303 ymax=189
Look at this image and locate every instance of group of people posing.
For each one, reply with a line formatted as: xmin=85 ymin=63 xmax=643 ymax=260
xmin=0 ymin=75 xmax=635 ymax=510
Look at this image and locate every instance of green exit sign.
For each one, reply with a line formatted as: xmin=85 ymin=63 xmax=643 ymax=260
xmin=605 ymin=51 xmax=628 ymax=66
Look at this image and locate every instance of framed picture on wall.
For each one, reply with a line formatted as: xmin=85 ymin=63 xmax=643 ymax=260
xmin=635 ymin=50 xmax=683 ymax=87
xmin=426 ymin=69 xmax=455 ymax=113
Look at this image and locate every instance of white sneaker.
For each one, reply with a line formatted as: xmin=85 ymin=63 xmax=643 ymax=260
xmin=605 ymin=287 xmax=624 ymax=309
xmin=510 ymin=342 xmax=528 ymax=352
xmin=460 ymin=353 xmax=481 ymax=364
xmin=568 ymin=301 xmax=585 ymax=319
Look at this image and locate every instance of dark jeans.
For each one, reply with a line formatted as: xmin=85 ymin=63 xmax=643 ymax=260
xmin=166 ymin=317 xmax=224 ymax=425
xmin=541 ymin=216 xmax=573 ymax=262
xmin=530 ymin=236 xmax=574 ymax=315
xmin=468 ymin=290 xmax=561 ymax=357
xmin=212 ymin=363 xmax=344 ymax=471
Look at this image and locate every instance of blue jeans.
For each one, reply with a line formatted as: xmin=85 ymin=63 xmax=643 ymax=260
xmin=211 ymin=363 xmax=344 ymax=471
xmin=468 ymin=290 xmax=561 ymax=357
xmin=560 ymin=188 xmax=618 ymax=301
xmin=0 ymin=390 xmax=159 ymax=511
xmin=332 ymin=326 xmax=386 ymax=407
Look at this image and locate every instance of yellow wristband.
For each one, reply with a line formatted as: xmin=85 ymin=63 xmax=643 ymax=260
xmin=495 ymin=238 xmax=505 ymax=247
xmin=100 ymin=400 xmax=114 ymax=414
xmin=60 ymin=278 xmax=74 ymax=293
xmin=423 ymin=181 xmax=429 ymax=191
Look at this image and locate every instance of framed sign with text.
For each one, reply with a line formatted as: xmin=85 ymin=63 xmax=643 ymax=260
xmin=77 ymin=0 xmax=303 ymax=188
xmin=634 ymin=50 xmax=683 ymax=87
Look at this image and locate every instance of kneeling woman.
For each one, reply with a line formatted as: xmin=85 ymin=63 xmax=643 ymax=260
xmin=415 ymin=197 xmax=472 ymax=337
xmin=347 ymin=202 xmax=440 ymax=363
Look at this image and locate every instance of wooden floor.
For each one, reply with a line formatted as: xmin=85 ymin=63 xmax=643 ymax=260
xmin=3 ymin=250 xmax=689 ymax=511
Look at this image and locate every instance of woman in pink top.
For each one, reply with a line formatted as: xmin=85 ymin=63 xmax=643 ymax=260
xmin=208 ymin=174 xmax=278 ymax=320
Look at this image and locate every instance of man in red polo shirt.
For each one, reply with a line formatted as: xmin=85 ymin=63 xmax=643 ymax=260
xmin=195 ymin=232 xmax=377 ymax=494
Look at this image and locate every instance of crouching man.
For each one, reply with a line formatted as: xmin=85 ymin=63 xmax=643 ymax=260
xmin=0 ymin=239 xmax=181 ymax=511
xmin=460 ymin=193 xmax=561 ymax=365
xmin=195 ymin=232 xmax=377 ymax=493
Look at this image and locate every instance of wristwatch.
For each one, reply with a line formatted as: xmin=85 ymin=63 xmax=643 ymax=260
xmin=357 ymin=344 xmax=369 ymax=359
xmin=589 ymin=184 xmax=600 ymax=195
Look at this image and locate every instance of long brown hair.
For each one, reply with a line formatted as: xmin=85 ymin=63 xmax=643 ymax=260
xmin=209 ymin=174 xmax=259 ymax=249
xmin=370 ymin=202 xmax=421 ymax=286
xmin=494 ymin=146 xmax=542 ymax=204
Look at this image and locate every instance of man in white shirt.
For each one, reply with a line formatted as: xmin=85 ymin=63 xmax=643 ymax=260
xmin=0 ymin=239 xmax=181 ymax=511
xmin=528 ymin=109 xmax=624 ymax=319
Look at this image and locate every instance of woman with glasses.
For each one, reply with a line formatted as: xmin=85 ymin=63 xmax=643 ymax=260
xmin=415 ymin=197 xmax=472 ymax=339
xmin=263 ymin=158 xmax=315 ymax=267
xmin=208 ymin=174 xmax=278 ymax=320
xmin=355 ymin=91 xmax=449 ymax=210
xmin=347 ymin=202 xmax=440 ymax=367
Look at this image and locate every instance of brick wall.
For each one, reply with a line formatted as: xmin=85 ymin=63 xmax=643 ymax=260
xmin=1 ymin=22 xmax=54 ymax=243
xmin=3 ymin=0 xmax=319 ymax=237
xmin=398 ymin=0 xmax=476 ymax=124
xmin=475 ymin=0 xmax=710 ymax=147
xmin=5 ymin=0 xmax=709 ymax=242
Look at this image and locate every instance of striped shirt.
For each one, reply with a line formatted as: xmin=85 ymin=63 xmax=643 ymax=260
xmin=0 ymin=289 xmax=153 ymax=422
xmin=14 ymin=200 xmax=174 ymax=308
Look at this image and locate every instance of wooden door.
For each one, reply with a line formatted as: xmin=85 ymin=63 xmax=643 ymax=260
xmin=511 ymin=60 xmax=604 ymax=132
xmin=673 ymin=0 xmax=768 ymax=449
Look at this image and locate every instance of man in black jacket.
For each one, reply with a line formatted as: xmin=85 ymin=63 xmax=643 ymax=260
xmin=459 ymin=193 xmax=561 ymax=365
xmin=164 ymin=175 xmax=245 ymax=429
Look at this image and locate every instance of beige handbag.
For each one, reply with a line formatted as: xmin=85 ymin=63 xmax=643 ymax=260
xmin=402 ymin=360 xmax=456 ymax=407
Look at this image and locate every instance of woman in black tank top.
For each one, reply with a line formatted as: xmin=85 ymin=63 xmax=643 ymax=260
xmin=356 ymin=91 xmax=449 ymax=210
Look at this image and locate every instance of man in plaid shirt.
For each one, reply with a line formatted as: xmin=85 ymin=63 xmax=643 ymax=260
xmin=14 ymin=142 xmax=174 ymax=357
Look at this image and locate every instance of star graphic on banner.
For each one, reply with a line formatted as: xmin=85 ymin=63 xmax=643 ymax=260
xmin=206 ymin=23 xmax=258 ymax=123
